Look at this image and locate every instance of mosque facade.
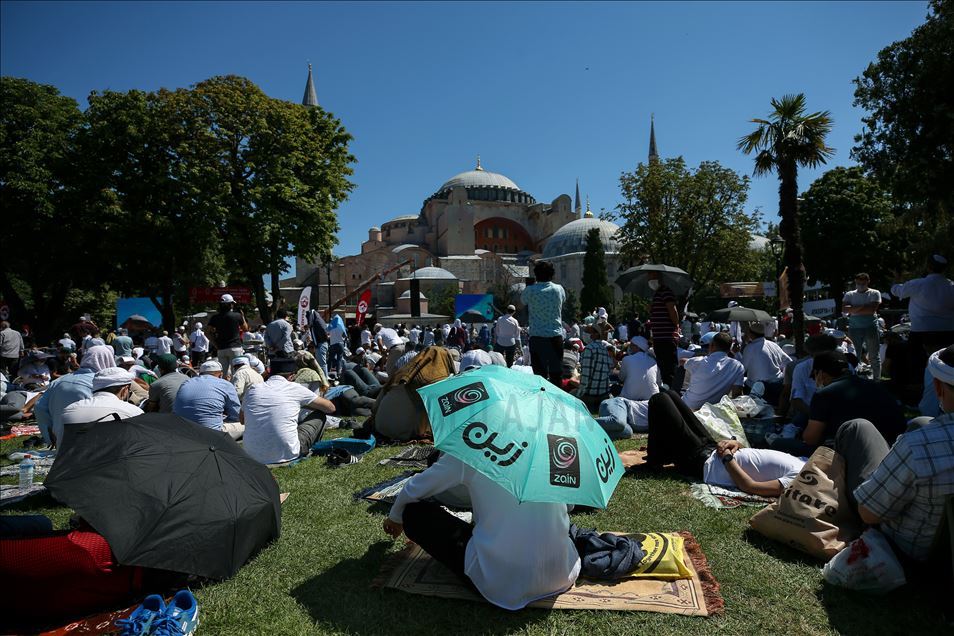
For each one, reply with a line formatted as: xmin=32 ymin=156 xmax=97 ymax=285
xmin=285 ymin=65 xmax=636 ymax=317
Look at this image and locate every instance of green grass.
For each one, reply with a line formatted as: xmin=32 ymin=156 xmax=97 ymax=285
xmin=1 ymin=432 xmax=948 ymax=635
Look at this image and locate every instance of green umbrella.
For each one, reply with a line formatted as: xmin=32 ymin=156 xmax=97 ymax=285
xmin=416 ymin=365 xmax=623 ymax=508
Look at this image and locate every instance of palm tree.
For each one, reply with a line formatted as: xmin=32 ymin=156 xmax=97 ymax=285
xmin=739 ymin=94 xmax=834 ymax=355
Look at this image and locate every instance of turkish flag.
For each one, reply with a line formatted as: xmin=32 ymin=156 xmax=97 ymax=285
xmin=356 ymin=289 xmax=372 ymax=326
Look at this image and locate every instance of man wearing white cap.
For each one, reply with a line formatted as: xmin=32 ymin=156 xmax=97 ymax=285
xmin=681 ymin=332 xmax=745 ymax=410
xmin=60 ymin=368 xmax=143 ymax=451
xmin=173 ymin=359 xmax=243 ymax=439
xmin=494 ymin=305 xmax=521 ymax=368
xmin=172 ymin=326 xmax=190 ymax=359
xmin=231 ymin=355 xmax=263 ymax=402
xmin=890 ymin=254 xmax=954 ymax=383
xmin=740 ymin=322 xmax=791 ymax=405
xmin=377 ymin=326 xmax=405 ymax=379
xmin=190 ymin=322 xmax=210 ymax=364
xmin=207 ymin=294 xmax=248 ymax=379
xmin=849 ymin=345 xmax=954 ymax=564
xmin=618 ymin=336 xmax=660 ymax=402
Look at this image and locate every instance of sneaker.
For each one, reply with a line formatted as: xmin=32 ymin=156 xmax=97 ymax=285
xmin=114 ymin=594 xmax=165 ymax=635
xmin=151 ymin=589 xmax=199 ymax=636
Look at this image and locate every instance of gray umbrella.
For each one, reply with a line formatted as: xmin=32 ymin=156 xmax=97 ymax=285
xmin=615 ymin=264 xmax=694 ymax=297
xmin=708 ymin=306 xmax=774 ymax=323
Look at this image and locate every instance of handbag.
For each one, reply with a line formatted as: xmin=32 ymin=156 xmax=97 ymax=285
xmin=749 ymin=446 xmax=861 ymax=560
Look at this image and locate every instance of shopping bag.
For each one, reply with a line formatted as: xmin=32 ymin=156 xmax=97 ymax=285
xmin=750 ymin=446 xmax=861 ymax=560
xmin=822 ymin=528 xmax=906 ymax=593
xmin=696 ymin=396 xmax=750 ymax=447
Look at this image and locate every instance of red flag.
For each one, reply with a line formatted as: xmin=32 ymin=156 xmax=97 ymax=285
xmin=356 ymin=289 xmax=372 ymax=326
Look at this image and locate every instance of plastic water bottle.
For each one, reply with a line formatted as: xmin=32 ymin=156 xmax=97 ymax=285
xmin=19 ymin=455 xmax=34 ymax=490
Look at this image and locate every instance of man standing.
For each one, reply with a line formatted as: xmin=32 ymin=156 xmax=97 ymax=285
xmin=172 ymin=326 xmax=190 ymax=359
xmin=155 ymin=330 xmax=173 ymax=355
xmin=265 ymin=309 xmax=295 ymax=359
xmin=173 ymin=360 xmax=243 ymax=439
xmin=843 ymin=272 xmax=883 ymax=380
xmin=241 ymin=357 xmax=335 ymax=465
xmin=190 ymin=322 xmax=210 ymax=364
xmin=647 ymin=272 xmax=680 ymax=388
xmin=891 ymin=254 xmax=954 ymax=383
xmin=0 ymin=321 xmax=24 ymax=377
xmin=146 ymin=354 xmax=189 ymax=413
xmin=520 ymin=261 xmax=566 ymax=385
xmin=111 ymin=328 xmax=134 ymax=358
xmin=307 ymin=307 xmax=330 ymax=376
xmin=207 ymin=294 xmax=248 ymax=378
xmin=494 ymin=305 xmax=521 ymax=367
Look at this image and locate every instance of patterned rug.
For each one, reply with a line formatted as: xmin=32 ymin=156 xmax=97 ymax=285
xmin=689 ymin=483 xmax=775 ymax=510
xmin=374 ymin=531 xmax=723 ymax=616
xmin=378 ymin=445 xmax=437 ymax=469
xmin=355 ymin=471 xmax=419 ymax=504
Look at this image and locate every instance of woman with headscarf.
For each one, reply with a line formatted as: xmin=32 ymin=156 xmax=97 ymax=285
xmin=448 ymin=319 xmax=468 ymax=349
xmin=327 ymin=313 xmax=347 ymax=377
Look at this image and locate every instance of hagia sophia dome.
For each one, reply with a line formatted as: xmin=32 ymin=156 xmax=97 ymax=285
xmin=542 ymin=214 xmax=621 ymax=258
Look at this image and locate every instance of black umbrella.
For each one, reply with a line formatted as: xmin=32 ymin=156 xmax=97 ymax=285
xmin=708 ymin=306 xmax=774 ymax=323
xmin=615 ymin=264 xmax=694 ymax=297
xmin=460 ymin=308 xmax=493 ymax=323
xmin=45 ymin=413 xmax=280 ymax=579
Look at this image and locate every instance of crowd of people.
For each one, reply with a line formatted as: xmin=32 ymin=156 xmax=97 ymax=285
xmin=0 ymin=253 xmax=952 ymax=611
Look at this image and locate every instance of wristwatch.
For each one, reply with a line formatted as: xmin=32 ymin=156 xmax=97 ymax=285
xmin=721 ymin=453 xmax=735 ymax=465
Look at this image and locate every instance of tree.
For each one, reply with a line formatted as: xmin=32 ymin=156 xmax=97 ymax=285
xmin=0 ymin=77 xmax=86 ymax=340
xmin=191 ymin=76 xmax=355 ymax=322
xmin=562 ymin=288 xmax=580 ymax=325
xmin=616 ymin=157 xmax=761 ymax=293
xmin=738 ymin=94 xmax=834 ymax=355
xmin=799 ymin=167 xmax=903 ymax=313
xmin=426 ymin=283 xmax=457 ymax=318
xmin=853 ymin=0 xmax=954 ymax=253
xmin=580 ymin=228 xmax=614 ymax=313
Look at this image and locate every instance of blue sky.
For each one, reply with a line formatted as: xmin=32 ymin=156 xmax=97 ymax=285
xmin=2 ymin=1 xmax=928 ymax=269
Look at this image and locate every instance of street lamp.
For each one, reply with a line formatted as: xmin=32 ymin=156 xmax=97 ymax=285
xmin=769 ymin=235 xmax=785 ymax=280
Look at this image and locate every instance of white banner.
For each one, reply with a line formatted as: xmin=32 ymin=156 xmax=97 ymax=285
xmin=297 ymin=287 xmax=312 ymax=328
xmin=803 ymin=298 xmax=836 ymax=318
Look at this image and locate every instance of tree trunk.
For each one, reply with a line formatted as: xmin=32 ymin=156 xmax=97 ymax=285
xmin=779 ymin=162 xmax=805 ymax=356
xmin=270 ymin=267 xmax=283 ymax=314
xmin=252 ymin=274 xmax=270 ymax=324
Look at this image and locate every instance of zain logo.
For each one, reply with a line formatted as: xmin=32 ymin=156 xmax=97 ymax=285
xmin=595 ymin=439 xmax=617 ymax=484
xmin=462 ymin=422 xmax=528 ymax=467
xmin=438 ymin=381 xmax=489 ymax=416
xmin=548 ymin=434 xmax=580 ymax=488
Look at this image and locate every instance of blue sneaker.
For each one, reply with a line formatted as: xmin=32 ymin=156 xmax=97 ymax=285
xmin=150 ymin=589 xmax=199 ymax=636
xmin=114 ymin=594 xmax=165 ymax=635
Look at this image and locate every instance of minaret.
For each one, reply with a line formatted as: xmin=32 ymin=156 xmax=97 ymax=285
xmin=574 ymin=179 xmax=582 ymax=217
xmin=648 ymin=114 xmax=659 ymax=162
xmin=302 ymin=63 xmax=318 ymax=107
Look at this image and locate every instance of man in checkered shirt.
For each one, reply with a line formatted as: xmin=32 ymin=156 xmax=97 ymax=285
xmin=853 ymin=345 xmax=954 ymax=561
xmin=576 ymin=323 xmax=615 ymax=412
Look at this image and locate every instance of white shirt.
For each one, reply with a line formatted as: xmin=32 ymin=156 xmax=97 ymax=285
xmin=190 ymin=329 xmax=209 ymax=352
xmin=494 ymin=315 xmax=520 ymax=347
xmin=617 ymin=324 xmax=628 ymax=342
xmin=790 ymin=357 xmax=816 ymax=405
xmin=703 ymin=448 xmax=805 ymax=490
xmin=741 ymin=337 xmax=792 ymax=383
xmin=681 ymin=352 xmax=745 ymax=410
xmin=890 ymin=273 xmax=954 ymax=332
xmin=242 ymin=376 xmax=318 ymax=464
xmin=460 ymin=349 xmax=493 ymax=370
xmin=389 ymin=454 xmax=580 ymax=610
xmin=360 ymin=329 xmax=372 ymax=346
xmin=155 ymin=336 xmax=173 ymax=355
xmin=377 ymin=328 xmax=402 ymax=350
xmin=172 ymin=333 xmax=189 ymax=353
xmin=618 ymin=351 xmax=660 ymax=401
xmin=408 ymin=327 xmax=421 ymax=345
xmin=61 ymin=392 xmax=144 ymax=449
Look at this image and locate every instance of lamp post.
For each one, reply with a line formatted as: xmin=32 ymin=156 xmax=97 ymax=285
xmin=769 ymin=235 xmax=785 ymax=315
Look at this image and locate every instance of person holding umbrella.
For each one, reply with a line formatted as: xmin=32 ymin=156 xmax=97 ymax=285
xmin=647 ymin=272 xmax=680 ymax=388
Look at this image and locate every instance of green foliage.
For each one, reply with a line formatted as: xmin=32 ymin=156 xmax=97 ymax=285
xmin=580 ymin=228 xmax=614 ymax=314
xmin=738 ymin=93 xmax=834 ymax=355
xmin=616 ymin=157 xmax=761 ymax=294
xmin=425 ymin=284 xmax=457 ymax=318
xmin=853 ymin=0 xmax=954 ymax=251
xmin=562 ymin=288 xmax=580 ymax=324
xmin=800 ymin=167 xmax=906 ymax=311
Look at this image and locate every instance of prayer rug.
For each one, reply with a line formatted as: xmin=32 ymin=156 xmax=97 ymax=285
xmin=355 ymin=471 xmax=419 ymax=504
xmin=38 ymin=603 xmax=138 ymax=635
xmin=0 ymin=455 xmax=55 ymax=477
xmin=378 ymin=445 xmax=437 ymax=469
xmin=689 ymin=483 xmax=775 ymax=510
xmin=619 ymin=449 xmax=648 ymax=469
xmin=0 ymin=483 xmax=47 ymax=507
xmin=374 ymin=531 xmax=723 ymax=616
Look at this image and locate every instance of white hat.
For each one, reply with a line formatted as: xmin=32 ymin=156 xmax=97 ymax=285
xmin=132 ymin=347 xmax=144 ymax=358
xmin=355 ymin=347 xmax=365 ymax=355
xmin=630 ymin=335 xmax=649 ymax=351
xmin=195 ymin=322 xmax=203 ymax=329
xmin=92 ymin=367 xmax=135 ymax=391
xmin=118 ymin=355 xmax=135 ymax=365
xmin=597 ymin=307 xmax=608 ymax=319
xmin=221 ymin=293 xmax=235 ymax=303
xmin=199 ymin=360 xmax=223 ymax=374
xmin=248 ymin=355 xmax=265 ymax=374
xmin=232 ymin=356 xmax=249 ymax=368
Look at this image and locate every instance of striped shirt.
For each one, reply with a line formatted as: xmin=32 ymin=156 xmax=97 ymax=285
xmin=854 ymin=412 xmax=954 ymax=561
xmin=649 ymin=286 xmax=678 ymax=341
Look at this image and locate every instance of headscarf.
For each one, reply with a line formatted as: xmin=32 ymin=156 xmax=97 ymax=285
xmin=80 ymin=345 xmax=116 ymax=372
xmin=330 ymin=314 xmax=346 ymax=332
xmin=453 ymin=319 xmax=462 ymax=329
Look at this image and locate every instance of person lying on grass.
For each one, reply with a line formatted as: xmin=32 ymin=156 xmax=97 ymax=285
xmin=383 ymin=452 xmax=580 ymax=610
xmin=706 ymin=439 xmax=805 ymax=497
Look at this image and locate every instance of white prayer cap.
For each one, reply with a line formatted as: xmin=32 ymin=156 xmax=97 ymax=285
xmin=232 ymin=356 xmax=249 ymax=368
xmin=928 ymin=346 xmax=954 ymax=386
xmin=699 ymin=332 xmax=718 ymax=345
xmin=355 ymin=347 xmax=365 ymax=355
xmin=132 ymin=347 xmax=144 ymax=359
xmin=118 ymin=355 xmax=135 ymax=365
xmin=630 ymin=335 xmax=650 ymax=351
xmin=93 ymin=367 xmax=135 ymax=391
xmin=195 ymin=322 xmax=203 ymax=329
xmin=221 ymin=294 xmax=235 ymax=303
xmin=199 ymin=360 xmax=223 ymax=374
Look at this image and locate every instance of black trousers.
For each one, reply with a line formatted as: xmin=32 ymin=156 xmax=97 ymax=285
xmin=498 ymin=345 xmax=517 ymax=368
xmin=339 ymin=367 xmax=381 ymax=398
xmin=530 ymin=336 xmax=564 ymax=385
xmin=653 ymin=338 xmax=678 ymax=388
xmin=646 ymin=389 xmax=716 ymax=478
xmin=403 ymin=501 xmax=474 ymax=580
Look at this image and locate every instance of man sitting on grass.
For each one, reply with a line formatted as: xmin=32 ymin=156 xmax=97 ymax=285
xmin=173 ymin=360 xmax=243 ymax=439
xmin=680 ymin=332 xmax=744 ymax=410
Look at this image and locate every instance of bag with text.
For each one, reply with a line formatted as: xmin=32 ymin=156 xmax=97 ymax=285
xmin=749 ymin=446 xmax=861 ymax=560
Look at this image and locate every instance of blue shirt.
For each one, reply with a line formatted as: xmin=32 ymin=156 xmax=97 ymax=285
xmin=35 ymin=369 xmax=94 ymax=445
xmin=520 ymin=281 xmax=566 ymax=338
xmin=112 ymin=335 xmax=134 ymax=357
xmin=173 ymin=375 xmax=241 ymax=430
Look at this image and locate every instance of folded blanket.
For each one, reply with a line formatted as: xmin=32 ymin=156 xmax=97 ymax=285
xmin=569 ymin=525 xmax=646 ymax=580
